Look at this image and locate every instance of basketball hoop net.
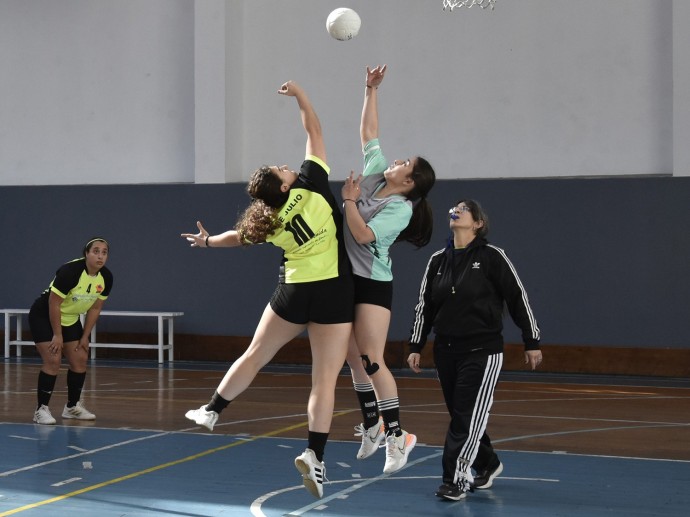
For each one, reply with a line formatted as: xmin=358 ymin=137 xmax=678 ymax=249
xmin=443 ymin=0 xmax=495 ymax=10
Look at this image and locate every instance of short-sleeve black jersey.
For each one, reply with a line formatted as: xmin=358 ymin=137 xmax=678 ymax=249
xmin=267 ymin=156 xmax=351 ymax=283
xmin=42 ymin=258 xmax=114 ymax=326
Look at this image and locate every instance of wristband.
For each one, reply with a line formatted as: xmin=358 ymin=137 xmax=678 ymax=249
xmin=366 ymin=84 xmax=378 ymax=89
xmin=205 ymin=235 xmax=211 ymax=247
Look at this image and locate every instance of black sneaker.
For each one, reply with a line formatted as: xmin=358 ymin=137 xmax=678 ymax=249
xmin=473 ymin=459 xmax=503 ymax=489
xmin=435 ymin=482 xmax=467 ymax=501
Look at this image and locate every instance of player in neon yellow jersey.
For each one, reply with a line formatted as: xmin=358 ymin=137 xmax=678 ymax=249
xmin=29 ymin=237 xmax=113 ymax=425
xmin=182 ymin=80 xmax=353 ymax=499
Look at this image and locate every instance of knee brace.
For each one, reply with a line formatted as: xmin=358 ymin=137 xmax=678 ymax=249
xmin=361 ymin=354 xmax=380 ymax=376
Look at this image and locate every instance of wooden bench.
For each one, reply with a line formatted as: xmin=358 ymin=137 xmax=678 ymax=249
xmin=1 ymin=309 xmax=183 ymax=364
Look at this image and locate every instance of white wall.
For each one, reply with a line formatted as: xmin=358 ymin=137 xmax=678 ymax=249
xmin=0 ymin=0 xmax=194 ymax=185
xmin=674 ymin=0 xmax=690 ymax=176
xmin=0 ymin=0 xmax=684 ymax=185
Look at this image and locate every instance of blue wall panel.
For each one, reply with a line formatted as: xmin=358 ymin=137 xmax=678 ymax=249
xmin=1 ymin=176 xmax=688 ymax=348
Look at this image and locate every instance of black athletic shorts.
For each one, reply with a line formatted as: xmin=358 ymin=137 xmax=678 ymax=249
xmin=28 ymin=295 xmax=84 ymax=343
xmin=353 ymin=275 xmax=393 ymax=310
xmin=270 ymin=275 xmax=354 ymax=325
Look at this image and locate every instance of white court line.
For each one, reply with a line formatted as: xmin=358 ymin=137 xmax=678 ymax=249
xmin=51 ymin=477 xmax=81 ymax=487
xmin=405 ymin=395 xmax=690 ymax=411
xmin=405 ymin=403 xmax=690 ymax=427
xmin=492 ymin=422 xmax=690 ymax=446
xmin=250 ymin=452 xmax=441 ymax=517
xmin=492 ymin=395 xmax=690 ymax=403
xmin=491 ymin=414 xmax=690 ymax=426
xmin=506 ymin=448 xmax=690 ymax=464
xmin=0 ymin=431 xmax=171 ymax=477
xmin=3 ymin=386 xmax=318 ymax=396
xmin=0 ymin=411 xmax=314 ymax=477
xmin=201 ymin=413 xmax=309 ymax=430
xmin=250 ymin=453 xmax=559 ymax=517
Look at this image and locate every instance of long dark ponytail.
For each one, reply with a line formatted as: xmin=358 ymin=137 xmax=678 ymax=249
xmin=396 ymin=156 xmax=436 ymax=247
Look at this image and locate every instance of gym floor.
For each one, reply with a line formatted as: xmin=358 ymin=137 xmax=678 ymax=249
xmin=1 ymin=358 xmax=689 ymax=516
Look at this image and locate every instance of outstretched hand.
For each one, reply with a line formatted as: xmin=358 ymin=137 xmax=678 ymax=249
xmin=181 ymin=221 xmax=209 ymax=247
xmin=366 ymin=64 xmax=387 ymax=88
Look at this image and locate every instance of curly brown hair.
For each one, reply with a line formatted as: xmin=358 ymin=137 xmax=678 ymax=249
xmin=235 ymin=201 xmax=281 ymax=244
xmin=234 ymin=166 xmax=289 ymax=244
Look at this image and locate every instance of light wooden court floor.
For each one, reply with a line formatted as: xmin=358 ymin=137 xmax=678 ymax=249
xmin=1 ymin=358 xmax=689 ymax=516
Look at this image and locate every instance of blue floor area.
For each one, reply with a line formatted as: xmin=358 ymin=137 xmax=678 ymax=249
xmin=1 ymin=423 xmax=688 ymax=516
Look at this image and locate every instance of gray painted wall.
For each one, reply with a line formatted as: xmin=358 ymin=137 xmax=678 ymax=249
xmin=1 ymin=1 xmax=686 ymax=185
xmin=2 ymin=176 xmax=688 ymax=348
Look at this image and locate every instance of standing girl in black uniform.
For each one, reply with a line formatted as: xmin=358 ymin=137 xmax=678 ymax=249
xmin=406 ymin=200 xmax=542 ymax=501
xmin=30 ymin=238 xmax=113 ymax=425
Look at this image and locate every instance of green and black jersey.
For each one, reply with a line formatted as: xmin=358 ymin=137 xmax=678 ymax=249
xmin=267 ymin=156 xmax=351 ymax=283
xmin=39 ymin=257 xmax=114 ymax=326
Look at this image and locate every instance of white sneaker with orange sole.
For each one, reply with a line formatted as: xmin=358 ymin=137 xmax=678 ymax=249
xmin=383 ymin=430 xmax=417 ymax=474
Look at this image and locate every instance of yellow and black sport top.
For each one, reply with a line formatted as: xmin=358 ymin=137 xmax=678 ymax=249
xmin=266 ymin=156 xmax=351 ymax=283
xmin=41 ymin=257 xmax=114 ymax=326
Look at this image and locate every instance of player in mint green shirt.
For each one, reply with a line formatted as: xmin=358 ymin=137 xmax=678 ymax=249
xmin=341 ymin=65 xmax=436 ymax=475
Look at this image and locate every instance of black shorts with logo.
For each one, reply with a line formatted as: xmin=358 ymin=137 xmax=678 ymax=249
xmin=270 ymin=275 xmax=354 ymax=325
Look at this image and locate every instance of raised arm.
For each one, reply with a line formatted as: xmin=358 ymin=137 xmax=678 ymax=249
xmin=278 ymin=81 xmax=326 ymax=163
xmin=360 ymin=65 xmax=387 ymax=147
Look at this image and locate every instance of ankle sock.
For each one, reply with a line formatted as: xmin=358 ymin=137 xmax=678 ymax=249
xmin=205 ymin=391 xmax=231 ymax=414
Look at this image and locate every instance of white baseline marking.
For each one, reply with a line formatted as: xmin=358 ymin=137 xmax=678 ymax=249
xmin=51 ymin=477 xmax=81 ymax=487
xmin=251 ymin=451 xmax=443 ymax=517
xmin=9 ymin=435 xmax=38 ymax=441
xmin=492 ymin=422 xmax=689 ymax=445
xmin=0 ymin=431 xmax=171 ymax=477
xmin=251 ymin=472 xmax=560 ymax=517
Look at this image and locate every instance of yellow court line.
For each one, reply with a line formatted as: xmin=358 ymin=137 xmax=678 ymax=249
xmin=0 ymin=410 xmax=354 ymax=516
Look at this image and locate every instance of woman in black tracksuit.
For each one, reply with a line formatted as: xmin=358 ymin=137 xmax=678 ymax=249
xmin=406 ymin=199 xmax=542 ymax=501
